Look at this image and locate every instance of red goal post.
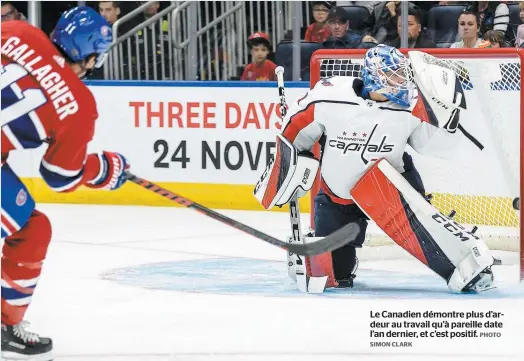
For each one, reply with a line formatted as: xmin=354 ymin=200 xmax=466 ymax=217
xmin=308 ymin=48 xmax=524 ymax=279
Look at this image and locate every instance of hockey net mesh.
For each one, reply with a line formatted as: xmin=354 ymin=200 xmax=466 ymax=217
xmin=316 ymin=53 xmax=520 ymax=251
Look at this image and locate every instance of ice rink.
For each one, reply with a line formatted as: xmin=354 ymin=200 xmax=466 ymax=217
xmin=22 ymin=204 xmax=524 ymax=361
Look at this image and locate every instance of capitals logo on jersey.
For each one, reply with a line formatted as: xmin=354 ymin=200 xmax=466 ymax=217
xmin=328 ymin=125 xmax=395 ymax=164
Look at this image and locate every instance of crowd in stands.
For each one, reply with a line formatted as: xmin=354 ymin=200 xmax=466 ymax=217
xmin=270 ymin=1 xmax=524 ymax=81
xmin=2 ymin=1 xmax=524 ymax=81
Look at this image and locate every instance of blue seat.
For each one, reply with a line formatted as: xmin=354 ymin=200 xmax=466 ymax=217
xmin=507 ymin=3 xmax=521 ymax=45
xmin=427 ymin=5 xmax=468 ymax=46
xmin=340 ymin=6 xmax=372 ymax=33
xmin=508 ymin=3 xmax=521 ymax=26
xmin=275 ymin=42 xmax=323 ymax=81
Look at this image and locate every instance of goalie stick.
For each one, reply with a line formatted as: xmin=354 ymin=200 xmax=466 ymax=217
xmin=125 ymin=172 xmax=359 ymax=257
xmin=275 ymin=66 xmax=328 ymax=292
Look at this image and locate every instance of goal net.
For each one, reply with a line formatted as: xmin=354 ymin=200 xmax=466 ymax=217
xmin=309 ymin=48 xmax=522 ymax=278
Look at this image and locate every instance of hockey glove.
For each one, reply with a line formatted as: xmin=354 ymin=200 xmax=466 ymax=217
xmin=409 ymin=51 xmax=467 ymax=133
xmin=86 ymin=151 xmax=130 ymax=190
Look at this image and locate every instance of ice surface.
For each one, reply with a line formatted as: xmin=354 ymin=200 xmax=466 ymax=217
xmin=20 ymin=204 xmax=523 ymax=361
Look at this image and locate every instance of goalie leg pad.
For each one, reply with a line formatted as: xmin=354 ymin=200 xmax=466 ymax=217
xmin=254 ymin=134 xmax=319 ymax=210
xmin=350 ymin=159 xmax=494 ymax=292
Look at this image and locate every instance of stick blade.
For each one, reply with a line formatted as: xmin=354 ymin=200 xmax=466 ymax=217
xmin=286 ymin=223 xmax=361 ymax=256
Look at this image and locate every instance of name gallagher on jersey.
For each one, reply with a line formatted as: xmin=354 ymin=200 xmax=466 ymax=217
xmin=328 ymin=125 xmax=394 ymax=164
xmin=1 ymin=36 xmax=79 ymax=120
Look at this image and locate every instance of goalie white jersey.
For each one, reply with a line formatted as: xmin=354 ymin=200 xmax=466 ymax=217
xmin=281 ymin=76 xmax=464 ymax=203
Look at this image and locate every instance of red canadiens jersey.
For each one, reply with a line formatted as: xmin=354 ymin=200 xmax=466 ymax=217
xmin=241 ymin=60 xmax=277 ymax=81
xmin=1 ymin=21 xmax=100 ymax=192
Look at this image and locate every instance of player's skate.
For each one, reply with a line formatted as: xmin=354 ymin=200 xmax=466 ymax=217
xmin=1 ymin=321 xmax=53 ymax=361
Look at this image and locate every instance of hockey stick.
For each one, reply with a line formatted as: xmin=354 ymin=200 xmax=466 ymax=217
xmin=275 ymin=66 xmax=307 ymax=282
xmin=125 ymin=172 xmax=359 ymax=257
xmin=274 ymin=66 xmax=328 ymax=292
xmin=275 ymin=66 xmax=287 ymax=118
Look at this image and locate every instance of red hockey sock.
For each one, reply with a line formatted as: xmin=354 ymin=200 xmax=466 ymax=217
xmin=1 ymin=210 xmax=52 ymax=325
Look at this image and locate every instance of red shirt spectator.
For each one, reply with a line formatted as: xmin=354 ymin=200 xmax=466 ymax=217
xmin=305 ymin=2 xmax=333 ymax=42
xmin=241 ymin=32 xmax=277 ymax=81
xmin=241 ymin=60 xmax=277 ymax=81
xmin=305 ymin=23 xmax=331 ymax=42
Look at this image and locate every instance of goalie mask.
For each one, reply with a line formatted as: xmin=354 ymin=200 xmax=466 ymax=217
xmin=362 ymin=45 xmax=415 ymax=107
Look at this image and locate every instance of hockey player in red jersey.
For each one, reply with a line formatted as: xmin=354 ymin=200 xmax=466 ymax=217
xmin=1 ymin=7 xmax=129 ymax=360
xmin=255 ymin=45 xmax=495 ymax=294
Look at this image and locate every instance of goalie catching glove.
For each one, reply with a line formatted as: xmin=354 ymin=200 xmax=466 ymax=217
xmin=409 ymin=51 xmax=467 ymax=133
xmin=254 ymin=134 xmax=319 ymax=209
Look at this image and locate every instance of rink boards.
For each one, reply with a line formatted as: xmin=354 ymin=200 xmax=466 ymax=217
xmin=9 ymin=80 xmax=519 ymax=218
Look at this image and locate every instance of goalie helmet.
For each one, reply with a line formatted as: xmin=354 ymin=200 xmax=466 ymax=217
xmin=362 ymin=44 xmax=414 ymax=107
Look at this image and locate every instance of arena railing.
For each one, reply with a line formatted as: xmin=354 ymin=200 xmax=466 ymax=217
xmin=103 ymin=1 xmax=293 ymax=81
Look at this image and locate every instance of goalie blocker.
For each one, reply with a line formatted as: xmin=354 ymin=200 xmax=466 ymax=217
xmin=350 ymin=159 xmax=495 ymax=292
xmin=254 ymin=134 xmax=319 ymax=209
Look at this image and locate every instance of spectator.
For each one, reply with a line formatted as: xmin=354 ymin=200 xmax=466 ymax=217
xmin=471 ymin=1 xmax=510 ymax=39
xmin=132 ymin=1 xmax=171 ymax=79
xmin=323 ymin=6 xmax=363 ymax=49
xmin=305 ymin=1 xmax=333 ymax=43
xmin=87 ymin=1 xmax=123 ymax=80
xmin=389 ymin=7 xmax=436 ymax=48
xmin=371 ymin=1 xmax=417 ymax=44
xmin=479 ymin=29 xmax=505 ymax=47
xmin=515 ymin=24 xmax=524 ymax=47
xmin=241 ymin=32 xmax=277 ymax=81
xmin=99 ymin=1 xmax=121 ymax=26
xmin=1 ymin=2 xmax=25 ymax=21
xmin=143 ymin=1 xmax=160 ymax=19
xmin=450 ymin=11 xmax=483 ymax=48
xmin=513 ymin=2 xmax=524 ymax=47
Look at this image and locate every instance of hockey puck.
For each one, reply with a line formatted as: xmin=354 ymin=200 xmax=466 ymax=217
xmin=513 ymin=197 xmax=520 ymax=211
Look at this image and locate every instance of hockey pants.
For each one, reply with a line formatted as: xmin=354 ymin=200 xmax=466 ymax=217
xmin=313 ymin=153 xmax=426 ymax=280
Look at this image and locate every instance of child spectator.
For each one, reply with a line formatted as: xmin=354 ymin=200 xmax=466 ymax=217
xmin=479 ymin=29 xmax=505 ymax=47
xmin=241 ymin=32 xmax=277 ymax=81
xmin=305 ymin=1 xmax=333 ymax=43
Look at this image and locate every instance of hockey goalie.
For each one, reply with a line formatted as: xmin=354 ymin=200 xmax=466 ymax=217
xmin=254 ymin=45 xmax=495 ymax=293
